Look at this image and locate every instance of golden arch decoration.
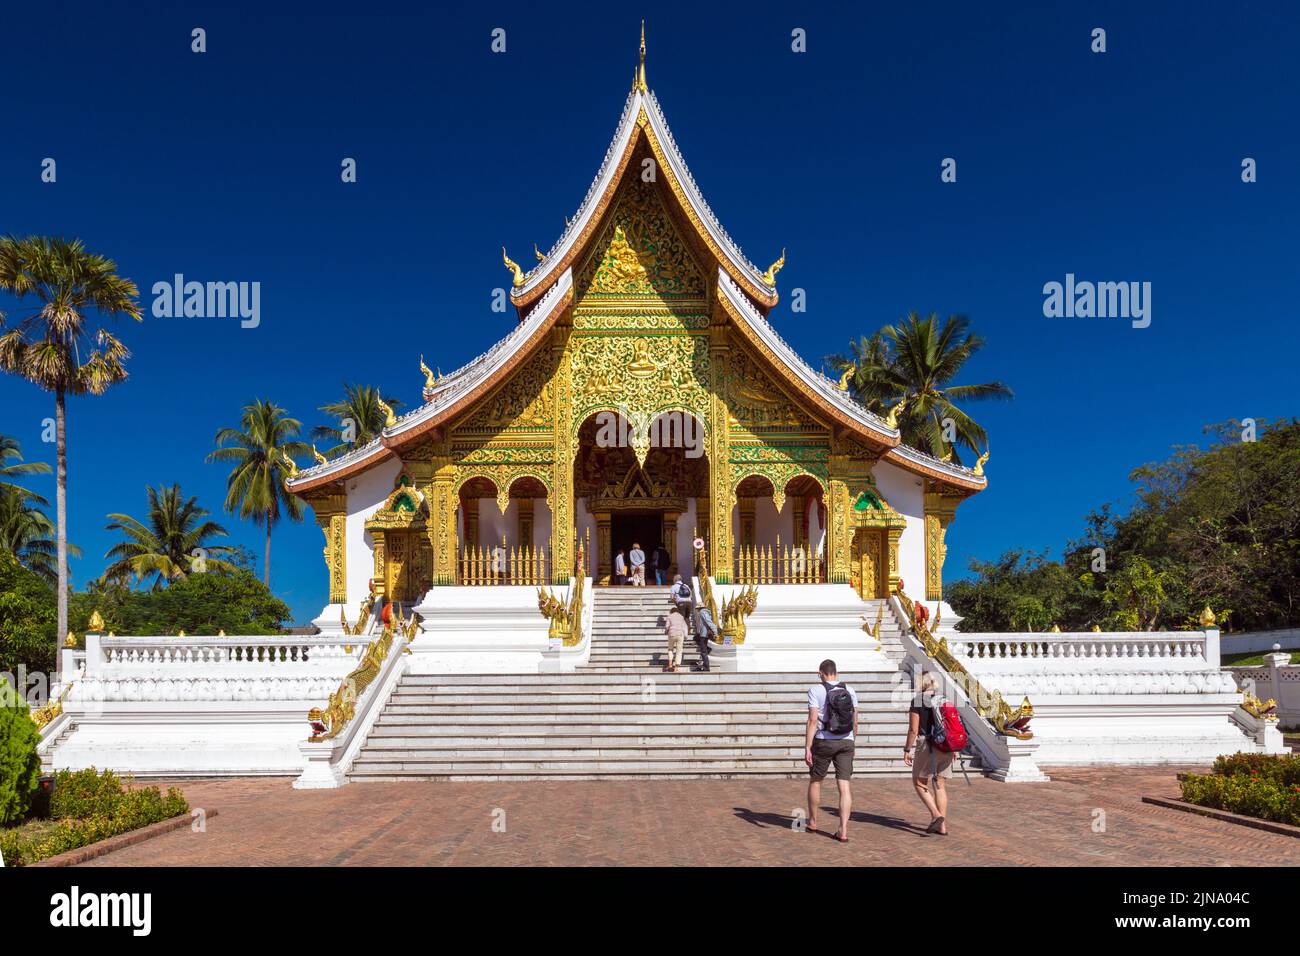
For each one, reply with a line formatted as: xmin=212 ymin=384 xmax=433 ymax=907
xmin=571 ymin=405 xmax=709 ymax=468
xmin=731 ymin=465 xmax=827 ymax=514
xmin=454 ymin=467 xmax=554 ymax=515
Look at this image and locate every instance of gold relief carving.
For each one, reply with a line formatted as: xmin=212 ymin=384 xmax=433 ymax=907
xmin=576 ymin=177 xmax=705 ymax=300
xmin=328 ymin=514 xmax=347 ymax=604
xmin=924 ymin=491 xmax=962 ymax=602
xmin=550 ymin=333 xmax=575 ymax=584
xmin=726 ymin=340 xmax=819 ymax=431
xmin=573 ymin=311 xmax=710 ymax=332
xmin=569 ymin=334 xmax=711 ymax=430
xmin=458 ymin=348 xmax=557 ymax=432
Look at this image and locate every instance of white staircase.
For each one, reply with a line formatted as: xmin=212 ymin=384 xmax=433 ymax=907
xmin=348 ymin=586 xmax=917 ymax=781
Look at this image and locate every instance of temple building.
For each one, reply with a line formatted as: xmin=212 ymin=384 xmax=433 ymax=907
xmin=39 ymin=30 xmax=1275 ymax=785
xmin=285 ymin=31 xmax=985 ymax=629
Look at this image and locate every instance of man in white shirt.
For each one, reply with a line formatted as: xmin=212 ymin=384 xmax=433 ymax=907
xmin=804 ymin=659 xmax=858 ymax=842
xmin=629 ymin=542 xmax=646 ymax=586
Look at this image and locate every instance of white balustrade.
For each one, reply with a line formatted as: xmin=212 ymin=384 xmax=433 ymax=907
xmin=948 ymin=633 xmax=1209 ymax=665
xmin=94 ymin=635 xmax=365 ymax=671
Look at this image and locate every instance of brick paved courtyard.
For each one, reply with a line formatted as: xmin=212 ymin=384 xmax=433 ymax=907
xmin=80 ymin=765 xmax=1300 ymax=867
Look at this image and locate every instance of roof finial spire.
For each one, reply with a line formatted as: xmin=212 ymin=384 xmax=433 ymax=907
xmin=633 ymin=20 xmax=648 ymax=93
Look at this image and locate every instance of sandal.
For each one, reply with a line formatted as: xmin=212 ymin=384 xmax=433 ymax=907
xmin=925 ymin=816 xmax=945 ymax=834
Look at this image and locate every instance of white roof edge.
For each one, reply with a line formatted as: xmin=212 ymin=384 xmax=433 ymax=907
xmin=517 ymin=88 xmax=773 ymax=300
xmin=289 ymin=269 xmax=574 ymax=487
xmin=717 ymin=272 xmax=894 ymax=439
xmin=716 ymin=272 xmax=986 ymax=487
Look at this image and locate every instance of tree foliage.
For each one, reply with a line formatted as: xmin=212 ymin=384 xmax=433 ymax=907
xmin=70 ymin=569 xmax=292 ymax=637
xmin=949 ymin=419 xmax=1300 ymax=632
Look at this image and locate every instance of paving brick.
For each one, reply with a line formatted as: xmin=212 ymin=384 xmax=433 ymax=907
xmin=77 ymin=764 xmax=1300 ymax=867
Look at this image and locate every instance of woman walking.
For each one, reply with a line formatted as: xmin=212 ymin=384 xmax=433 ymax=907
xmin=663 ymin=606 xmax=688 ymax=672
xmin=904 ymin=671 xmax=953 ymax=835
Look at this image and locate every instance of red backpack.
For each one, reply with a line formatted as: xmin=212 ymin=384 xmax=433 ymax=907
xmin=930 ymin=699 xmax=968 ymax=753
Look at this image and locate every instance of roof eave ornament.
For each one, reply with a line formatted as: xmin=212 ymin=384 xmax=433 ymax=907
xmin=762 ymin=248 xmax=785 ymax=288
xmin=502 ymin=247 xmax=525 ymax=289
xmin=632 ymin=20 xmax=648 ymax=93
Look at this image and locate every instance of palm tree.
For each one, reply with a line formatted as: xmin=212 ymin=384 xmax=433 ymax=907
xmin=311 ymin=383 xmax=403 ymax=455
xmin=0 ymin=490 xmax=80 ymax=584
xmin=0 ymin=236 xmax=142 ymax=645
xmin=208 ymin=399 xmax=310 ymax=586
xmin=103 ymin=484 xmax=236 ymax=590
xmin=828 ymin=312 xmax=1012 ymax=461
xmin=0 ymin=433 xmax=51 ymax=504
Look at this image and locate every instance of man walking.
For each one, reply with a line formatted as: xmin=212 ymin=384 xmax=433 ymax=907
xmin=690 ymin=602 xmax=717 ymax=672
xmin=629 ymin=541 xmax=646 ymax=587
xmin=805 ymin=659 xmax=858 ymax=842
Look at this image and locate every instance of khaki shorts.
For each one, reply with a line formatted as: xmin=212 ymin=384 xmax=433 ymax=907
xmin=912 ymin=738 xmax=954 ymax=781
xmin=810 ymin=737 xmax=855 ymax=781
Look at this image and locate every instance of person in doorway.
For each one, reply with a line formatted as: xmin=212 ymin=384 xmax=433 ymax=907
xmin=805 ymin=659 xmax=858 ymax=842
xmin=663 ymin=606 xmax=688 ymax=672
xmin=613 ymin=548 xmax=628 ymax=585
xmin=652 ymin=542 xmax=671 ymax=585
xmin=629 ymin=541 xmax=646 ymax=586
xmin=905 ymin=671 xmax=954 ymax=835
xmin=691 ymin=602 xmax=717 ymax=672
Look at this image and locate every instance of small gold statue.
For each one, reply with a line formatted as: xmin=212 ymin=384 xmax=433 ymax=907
xmin=762 ymin=248 xmax=785 ymax=287
xmin=502 ymin=247 xmax=525 ymax=288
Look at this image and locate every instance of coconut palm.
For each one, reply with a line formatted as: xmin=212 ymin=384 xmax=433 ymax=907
xmin=0 ymin=490 xmax=80 ymax=583
xmin=103 ymin=484 xmax=235 ymax=589
xmin=0 ymin=433 xmax=51 ymax=504
xmin=311 ymin=383 xmax=403 ymax=455
xmin=0 ymin=236 xmax=142 ymax=644
xmin=828 ymin=312 xmax=1012 ymax=461
xmin=207 ymin=399 xmax=310 ymax=586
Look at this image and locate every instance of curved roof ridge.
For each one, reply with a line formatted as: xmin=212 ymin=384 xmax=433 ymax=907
xmin=643 ymin=92 xmax=771 ymax=288
xmin=716 ymin=272 xmax=894 ymax=438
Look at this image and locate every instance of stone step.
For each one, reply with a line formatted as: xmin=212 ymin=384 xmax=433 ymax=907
xmin=366 ymin=723 xmax=905 ymax=739
xmin=361 ymin=733 xmax=909 ymax=749
xmin=399 ymin=672 xmax=899 ymax=685
xmin=380 ymin=703 xmax=907 ymax=717
xmin=350 ymin=757 xmax=912 ymax=775
xmin=355 ymin=741 xmax=907 ymax=758
xmin=384 ymin=691 xmax=904 ymax=707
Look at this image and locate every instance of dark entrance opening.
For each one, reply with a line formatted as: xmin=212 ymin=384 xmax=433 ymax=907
xmin=610 ymin=511 xmax=663 ymax=583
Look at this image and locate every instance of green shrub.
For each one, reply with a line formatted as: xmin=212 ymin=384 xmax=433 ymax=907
xmin=1181 ymin=770 xmax=1300 ymax=827
xmin=1211 ymin=752 xmax=1300 ymax=787
xmin=0 ymin=767 xmax=188 ymax=867
xmin=0 ymin=681 xmax=42 ymax=825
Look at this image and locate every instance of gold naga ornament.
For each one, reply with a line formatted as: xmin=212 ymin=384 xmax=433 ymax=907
xmin=973 ymin=446 xmax=990 ymax=476
xmin=311 ymin=445 xmax=327 ymax=466
xmin=502 ymin=247 xmax=525 ymax=288
xmin=884 ymin=398 xmax=908 ymax=429
xmin=762 ymin=248 xmax=785 ymax=287
xmin=280 ymin=451 xmax=299 ymax=477
xmin=533 ymin=243 xmax=546 ymax=262
xmin=835 ymin=367 xmax=854 ymax=391
xmin=376 ymin=397 xmax=397 ymax=428
xmin=419 ymin=354 xmax=441 ymax=390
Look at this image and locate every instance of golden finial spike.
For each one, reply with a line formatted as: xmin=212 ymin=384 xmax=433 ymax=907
xmin=502 ymin=247 xmax=525 ymax=288
xmin=633 ymin=20 xmax=648 ymax=93
xmin=762 ymin=248 xmax=785 ymax=287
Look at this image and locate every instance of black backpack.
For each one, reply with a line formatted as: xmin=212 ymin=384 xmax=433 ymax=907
xmin=821 ymin=681 xmax=855 ymax=736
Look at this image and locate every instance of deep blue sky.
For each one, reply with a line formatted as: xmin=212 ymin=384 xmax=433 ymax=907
xmin=2 ymin=1 xmax=1296 ymax=624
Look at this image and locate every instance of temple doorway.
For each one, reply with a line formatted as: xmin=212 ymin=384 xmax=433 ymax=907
xmin=611 ymin=512 xmax=664 ymax=582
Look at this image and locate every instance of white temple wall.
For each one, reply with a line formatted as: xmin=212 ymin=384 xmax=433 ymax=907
xmin=872 ymin=459 xmax=927 ymax=605
xmin=344 ymin=455 xmax=403 ymax=609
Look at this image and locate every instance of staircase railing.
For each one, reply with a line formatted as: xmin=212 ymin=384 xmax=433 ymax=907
xmin=891 ymin=588 xmax=1047 ymax=782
